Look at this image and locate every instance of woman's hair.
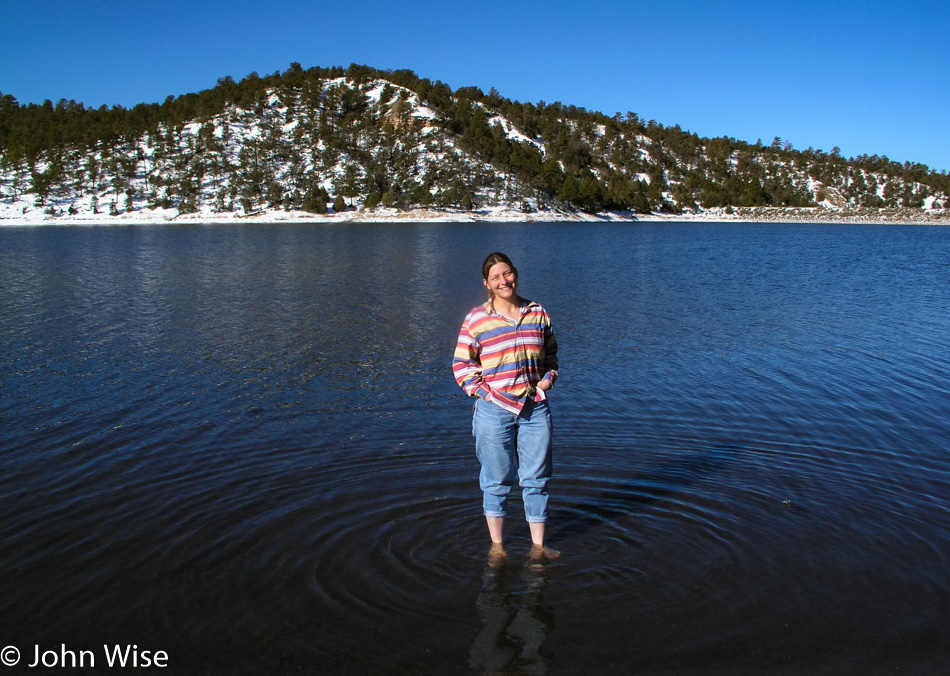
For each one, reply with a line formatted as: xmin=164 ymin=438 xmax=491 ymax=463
xmin=481 ymin=252 xmax=518 ymax=300
xmin=481 ymin=252 xmax=517 ymax=281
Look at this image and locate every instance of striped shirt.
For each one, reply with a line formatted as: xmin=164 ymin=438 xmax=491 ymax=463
xmin=453 ymin=299 xmax=559 ymax=415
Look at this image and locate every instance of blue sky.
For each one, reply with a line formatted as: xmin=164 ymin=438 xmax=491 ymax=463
xmin=2 ymin=0 xmax=948 ymax=171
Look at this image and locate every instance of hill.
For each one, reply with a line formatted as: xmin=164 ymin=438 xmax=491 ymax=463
xmin=2 ymin=63 xmax=949 ymax=224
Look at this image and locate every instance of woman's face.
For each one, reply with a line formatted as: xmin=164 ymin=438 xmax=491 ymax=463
xmin=483 ymin=261 xmax=518 ymax=302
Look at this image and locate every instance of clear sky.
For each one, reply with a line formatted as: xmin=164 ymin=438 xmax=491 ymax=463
xmin=2 ymin=0 xmax=948 ymax=172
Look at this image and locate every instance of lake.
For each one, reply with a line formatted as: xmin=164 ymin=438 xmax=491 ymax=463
xmin=1 ymin=221 xmax=948 ymax=675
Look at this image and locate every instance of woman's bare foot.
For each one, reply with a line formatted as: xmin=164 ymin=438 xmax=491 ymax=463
xmin=487 ymin=541 xmax=507 ymax=567
xmin=528 ymin=543 xmax=560 ymax=561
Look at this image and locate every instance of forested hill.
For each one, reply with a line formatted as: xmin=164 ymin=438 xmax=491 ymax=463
xmin=2 ymin=62 xmax=949 ymax=221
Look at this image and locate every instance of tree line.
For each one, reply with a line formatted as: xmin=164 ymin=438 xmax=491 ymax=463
xmin=1 ymin=62 xmax=948 ymax=216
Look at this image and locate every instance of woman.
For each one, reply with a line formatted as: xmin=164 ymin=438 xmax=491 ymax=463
xmin=453 ymin=252 xmax=559 ymax=557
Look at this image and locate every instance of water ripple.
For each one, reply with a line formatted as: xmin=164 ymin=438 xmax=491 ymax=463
xmin=2 ymin=223 xmax=950 ymax=673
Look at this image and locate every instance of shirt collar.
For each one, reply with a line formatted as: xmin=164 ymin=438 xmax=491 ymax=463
xmin=485 ymin=298 xmax=535 ymax=317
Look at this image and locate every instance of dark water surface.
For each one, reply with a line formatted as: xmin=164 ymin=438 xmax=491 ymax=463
xmin=1 ymin=222 xmax=949 ymax=675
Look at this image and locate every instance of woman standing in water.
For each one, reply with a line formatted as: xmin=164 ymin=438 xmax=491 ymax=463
xmin=453 ymin=252 xmax=559 ymax=558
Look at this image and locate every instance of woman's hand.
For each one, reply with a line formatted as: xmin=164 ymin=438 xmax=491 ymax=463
xmin=537 ymin=379 xmax=552 ymax=392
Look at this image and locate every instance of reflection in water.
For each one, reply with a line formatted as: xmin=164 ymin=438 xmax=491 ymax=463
xmin=470 ymin=549 xmax=555 ymax=675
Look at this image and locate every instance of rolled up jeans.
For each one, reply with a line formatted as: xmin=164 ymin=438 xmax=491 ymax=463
xmin=472 ymin=397 xmax=553 ymax=523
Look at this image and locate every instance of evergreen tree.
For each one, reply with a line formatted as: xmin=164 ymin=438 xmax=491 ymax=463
xmin=2 ymin=64 xmax=945 ymax=219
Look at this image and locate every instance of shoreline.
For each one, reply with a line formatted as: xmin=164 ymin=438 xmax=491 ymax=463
xmin=2 ymin=205 xmax=949 ymax=227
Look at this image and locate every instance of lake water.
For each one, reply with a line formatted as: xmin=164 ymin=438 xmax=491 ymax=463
xmin=1 ymin=222 xmax=948 ymax=675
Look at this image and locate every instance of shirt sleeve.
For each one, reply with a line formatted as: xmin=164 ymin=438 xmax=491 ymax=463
xmin=542 ymin=316 xmax=559 ymax=385
xmin=452 ymin=313 xmax=492 ymax=399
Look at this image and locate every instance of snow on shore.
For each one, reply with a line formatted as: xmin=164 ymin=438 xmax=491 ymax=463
xmin=2 ymin=201 xmax=948 ymax=227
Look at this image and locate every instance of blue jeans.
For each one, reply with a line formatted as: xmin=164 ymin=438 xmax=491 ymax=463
xmin=472 ymin=397 xmax=553 ymax=523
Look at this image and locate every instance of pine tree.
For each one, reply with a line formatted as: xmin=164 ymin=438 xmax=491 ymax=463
xmin=2 ymin=63 xmax=945 ymax=219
